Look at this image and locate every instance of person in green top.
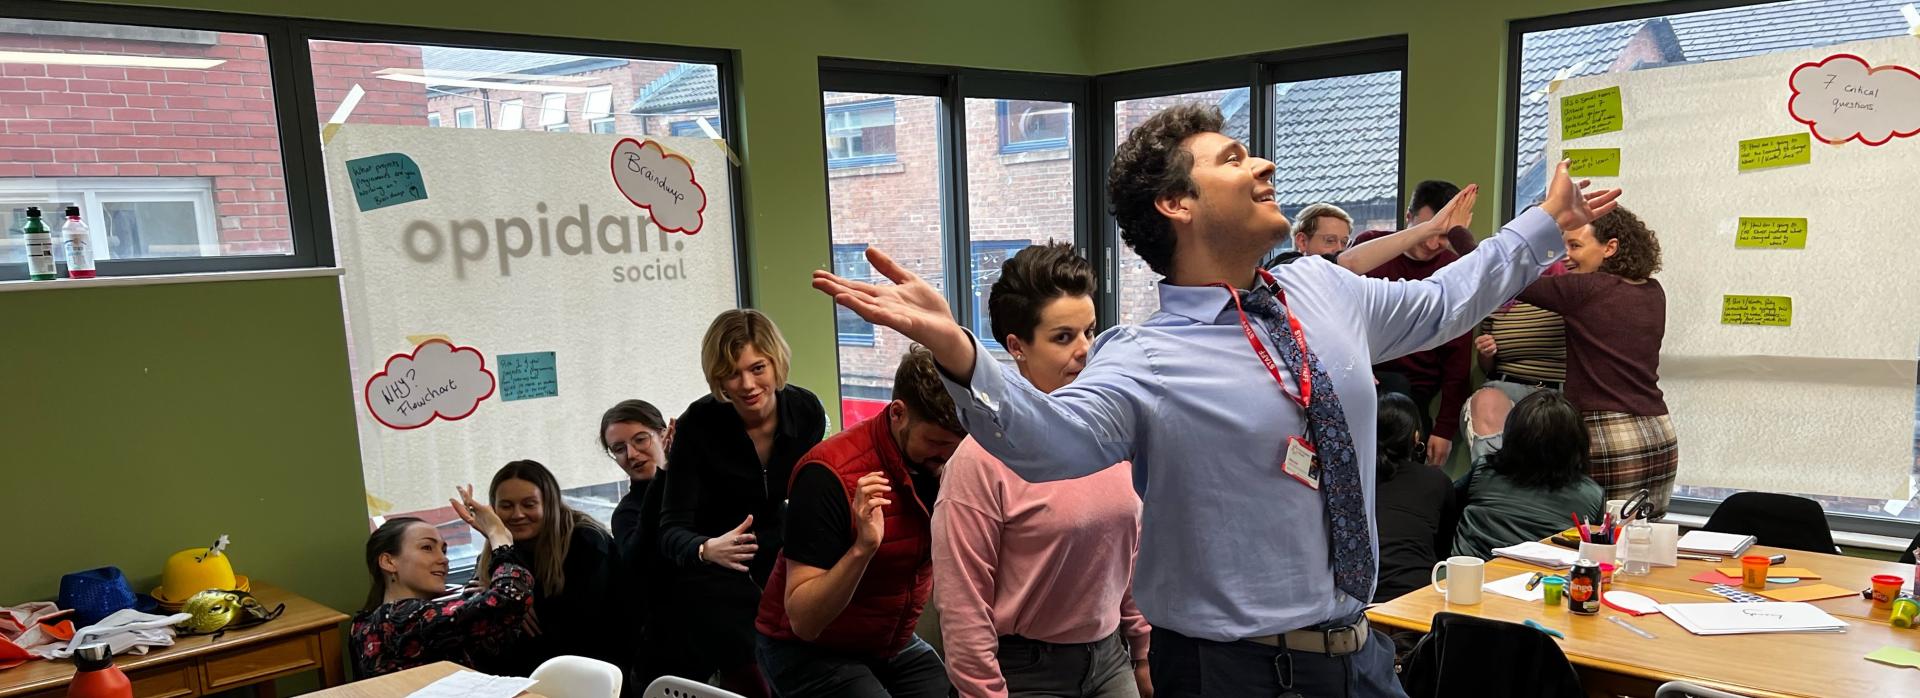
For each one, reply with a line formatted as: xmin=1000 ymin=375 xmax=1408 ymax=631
xmin=1452 ymin=390 xmax=1605 ymax=559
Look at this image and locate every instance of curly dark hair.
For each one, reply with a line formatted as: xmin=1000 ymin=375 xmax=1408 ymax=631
xmin=1594 ymin=205 xmax=1662 ymax=280
xmin=1108 ymin=104 xmax=1225 ymax=277
xmin=892 ymin=344 xmax=966 ymax=437
xmin=988 ymin=242 xmax=1095 ymax=345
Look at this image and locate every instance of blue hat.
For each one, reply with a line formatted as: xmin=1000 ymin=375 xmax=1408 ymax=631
xmin=57 ymin=567 xmax=158 ymax=628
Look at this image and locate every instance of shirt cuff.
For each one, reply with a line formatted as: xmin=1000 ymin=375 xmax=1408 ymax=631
xmin=936 ymin=329 xmax=1010 ymax=439
xmin=1508 ymin=206 xmax=1564 ymax=265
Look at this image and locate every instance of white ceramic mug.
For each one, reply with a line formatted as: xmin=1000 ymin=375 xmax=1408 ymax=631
xmin=1431 ymin=556 xmax=1485 ymax=605
xmin=1605 ymin=499 xmax=1629 ymax=520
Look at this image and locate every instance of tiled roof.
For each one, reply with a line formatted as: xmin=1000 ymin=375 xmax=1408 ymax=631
xmin=633 ymin=63 xmax=720 ymax=114
xmin=1516 ymin=18 xmax=1654 ymax=178
xmin=1270 ymin=70 xmax=1403 ymax=206
xmin=1666 ymin=0 xmax=1911 ymax=63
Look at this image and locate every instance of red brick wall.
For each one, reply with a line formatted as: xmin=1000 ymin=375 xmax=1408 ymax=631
xmin=424 ymin=62 xmax=679 ymax=136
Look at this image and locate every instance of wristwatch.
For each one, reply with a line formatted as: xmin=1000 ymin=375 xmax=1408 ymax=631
xmin=696 ymin=540 xmax=707 ymax=564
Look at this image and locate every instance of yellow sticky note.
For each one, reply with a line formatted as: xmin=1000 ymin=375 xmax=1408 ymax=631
xmin=1734 ymin=217 xmax=1808 ymax=249
xmin=1721 ymin=295 xmax=1793 ymax=327
xmin=1560 ymin=86 xmax=1624 ymax=140
xmin=1865 ymin=646 xmax=1920 ymax=670
xmin=1738 ymin=134 xmax=1811 ymax=171
xmin=1757 ymin=583 xmax=1853 ymax=602
xmin=1565 ymin=148 xmax=1620 ymax=177
xmin=406 ymin=333 xmax=451 ymax=346
xmin=1716 ymin=566 xmax=1821 ymax=579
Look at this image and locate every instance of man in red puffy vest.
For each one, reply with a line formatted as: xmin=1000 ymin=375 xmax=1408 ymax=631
xmin=754 ymin=345 xmax=967 ymax=697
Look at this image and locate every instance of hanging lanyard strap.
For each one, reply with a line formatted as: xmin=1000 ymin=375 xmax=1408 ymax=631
xmin=1216 ymin=268 xmax=1312 ymax=410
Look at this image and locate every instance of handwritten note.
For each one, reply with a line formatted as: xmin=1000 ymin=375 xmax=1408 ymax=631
xmin=1788 ymin=54 xmax=1920 ymax=146
xmin=1721 ymin=295 xmax=1793 ymax=327
xmin=363 ymin=340 xmax=496 ymax=430
xmin=1734 ymin=217 xmax=1808 ymax=249
xmin=345 ymin=152 xmax=428 ymax=212
xmin=610 ymin=138 xmax=708 ymax=234
xmin=1560 ymin=86 xmax=1624 ymax=140
xmin=497 ymin=351 xmax=558 ymax=402
xmin=1738 ymin=134 xmax=1811 ymax=171
xmin=1565 ymin=148 xmax=1620 ymax=177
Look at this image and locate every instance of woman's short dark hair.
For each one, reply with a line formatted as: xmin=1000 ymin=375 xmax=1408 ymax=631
xmin=361 ymin=516 xmax=427 ymax=613
xmin=1108 ymin=104 xmax=1225 ymax=277
xmin=1593 ymin=205 xmax=1662 ymax=280
xmin=987 ymin=242 xmax=1096 ymax=345
xmin=597 ymin=399 xmax=666 ymax=451
xmin=1375 ymin=392 xmax=1425 ymax=481
xmin=1486 ymin=390 xmax=1590 ymax=491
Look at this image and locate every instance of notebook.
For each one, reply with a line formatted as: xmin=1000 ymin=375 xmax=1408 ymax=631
xmin=1492 ymin=541 xmax=1581 ymax=569
xmin=1656 ymin=602 xmax=1848 ymax=636
xmin=1677 ymin=531 xmax=1756 ymax=557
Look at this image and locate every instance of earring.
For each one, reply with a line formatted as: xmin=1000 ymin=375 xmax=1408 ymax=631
xmin=387 ymin=573 xmax=396 ymax=583
xmin=1013 ymin=354 xmax=1026 ymax=362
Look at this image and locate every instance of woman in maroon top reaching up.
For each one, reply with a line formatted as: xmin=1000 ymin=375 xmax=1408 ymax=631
xmin=1517 ymin=206 xmax=1677 ymax=516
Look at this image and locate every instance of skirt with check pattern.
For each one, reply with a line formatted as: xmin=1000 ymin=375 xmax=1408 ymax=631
xmin=1584 ymin=411 xmax=1679 ymax=518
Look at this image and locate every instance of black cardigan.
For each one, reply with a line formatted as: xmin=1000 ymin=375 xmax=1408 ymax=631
xmin=479 ymin=523 xmax=621 ymax=676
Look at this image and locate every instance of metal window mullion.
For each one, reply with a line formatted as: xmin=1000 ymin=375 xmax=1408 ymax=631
xmin=941 ymin=74 xmax=972 ymax=331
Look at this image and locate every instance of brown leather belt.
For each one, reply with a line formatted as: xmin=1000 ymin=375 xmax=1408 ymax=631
xmin=1244 ymin=617 xmax=1369 ymax=655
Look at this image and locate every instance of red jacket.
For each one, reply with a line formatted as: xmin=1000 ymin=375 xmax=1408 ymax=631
xmin=754 ymin=415 xmax=934 ymax=657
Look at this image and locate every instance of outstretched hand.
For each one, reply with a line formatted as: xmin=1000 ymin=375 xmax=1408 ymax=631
xmin=1433 ymin=183 xmax=1478 ymax=233
xmin=813 ymin=247 xmax=976 ymax=381
xmin=1540 ymin=159 xmax=1622 ymax=233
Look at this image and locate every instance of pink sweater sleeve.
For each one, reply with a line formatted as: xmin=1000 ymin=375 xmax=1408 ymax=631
xmin=932 ymin=449 xmax=1010 ymax=698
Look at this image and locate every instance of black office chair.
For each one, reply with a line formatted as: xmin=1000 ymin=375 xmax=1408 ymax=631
xmin=1699 ymin=492 xmax=1838 ymax=554
xmin=1400 ymin=613 xmax=1583 ymax=698
xmin=1898 ymin=528 xmax=1919 ymax=565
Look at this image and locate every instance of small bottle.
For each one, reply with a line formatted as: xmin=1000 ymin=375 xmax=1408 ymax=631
xmin=1622 ymin=520 xmax=1653 ymax=576
xmin=22 ymin=206 xmax=56 ymax=281
xmin=67 ymin=643 xmax=132 ymax=698
xmin=60 ymin=206 xmax=95 ymax=279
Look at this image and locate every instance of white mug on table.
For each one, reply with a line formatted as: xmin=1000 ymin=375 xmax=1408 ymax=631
xmin=1431 ymin=556 xmax=1485 ymax=605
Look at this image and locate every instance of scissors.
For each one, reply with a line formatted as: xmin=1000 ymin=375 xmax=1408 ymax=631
xmin=1620 ymin=489 xmax=1652 ymax=522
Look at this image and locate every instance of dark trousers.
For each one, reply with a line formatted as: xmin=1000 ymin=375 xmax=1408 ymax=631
xmin=1148 ymin=626 xmax=1407 ymax=698
xmin=756 ymin=633 xmax=951 ymax=698
xmin=999 ymin=631 xmax=1139 ymax=697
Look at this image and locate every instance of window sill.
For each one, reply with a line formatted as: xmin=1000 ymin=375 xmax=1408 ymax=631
xmin=0 ymin=266 xmax=344 ymax=293
xmin=997 ymin=147 xmax=1071 ymax=165
xmin=828 ymin=162 xmax=907 ymax=179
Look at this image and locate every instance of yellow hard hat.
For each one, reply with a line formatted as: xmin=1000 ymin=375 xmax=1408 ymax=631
xmin=151 ymin=543 xmax=249 ymax=609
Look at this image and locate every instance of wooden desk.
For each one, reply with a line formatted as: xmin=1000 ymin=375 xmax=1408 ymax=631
xmin=1371 ymin=551 xmax=1920 ymax=698
xmin=0 ymin=584 xmax=346 ymax=698
xmin=303 ymin=662 xmax=546 ymax=698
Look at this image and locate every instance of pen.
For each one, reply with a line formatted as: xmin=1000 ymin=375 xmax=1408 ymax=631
xmin=1574 ymin=514 xmax=1591 ymax=542
xmin=1525 ymin=619 xmax=1565 ymax=639
xmin=1526 ymin=572 xmax=1546 ymax=591
xmin=1609 ymin=615 xmax=1656 ymax=639
xmin=1769 ymin=554 xmax=1786 ymax=564
xmin=1678 ymin=553 xmax=1723 ymax=562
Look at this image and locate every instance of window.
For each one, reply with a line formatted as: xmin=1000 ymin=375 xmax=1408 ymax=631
xmin=1111 ymin=88 xmax=1250 ymax=326
xmin=996 ymin=99 xmax=1070 ymax=152
xmin=428 ymin=112 xmax=442 ymax=127
xmin=498 ymin=99 xmax=523 ymax=130
xmin=1508 ymin=1 xmax=1917 ymax=531
xmin=454 ymin=106 xmax=476 ymax=128
xmin=585 ymin=85 xmax=614 ymax=134
xmin=969 ymin=240 xmax=1031 ymax=348
xmin=541 ymin=93 xmax=567 ymax=129
xmin=825 ymin=99 xmax=898 ymax=167
xmin=669 ymin=120 xmax=703 ymax=137
xmin=1268 ymin=70 xmax=1403 ymax=256
xmin=832 ymin=243 xmax=876 ymax=345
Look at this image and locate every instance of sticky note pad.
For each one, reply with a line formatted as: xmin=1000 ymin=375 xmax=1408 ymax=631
xmin=1738 ymin=133 xmax=1811 ymax=171
xmin=1565 ymin=148 xmax=1621 ymax=177
xmin=1715 ymin=566 xmax=1820 ymax=579
xmin=1734 ymin=217 xmax=1808 ymax=249
xmin=1721 ymin=295 xmax=1793 ymax=327
xmin=498 ymin=351 xmax=559 ymax=402
xmin=1560 ymin=86 xmax=1624 ymax=140
xmin=346 ymin=152 xmax=429 ymax=212
xmin=1865 ymin=646 xmax=1920 ymax=670
xmin=1757 ymin=583 xmax=1854 ymax=602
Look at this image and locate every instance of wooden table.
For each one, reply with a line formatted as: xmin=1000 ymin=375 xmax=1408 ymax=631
xmin=1368 ymin=546 xmax=1920 ymax=698
xmin=0 ymin=584 xmax=346 ymax=698
xmin=303 ymin=662 xmax=546 ymax=698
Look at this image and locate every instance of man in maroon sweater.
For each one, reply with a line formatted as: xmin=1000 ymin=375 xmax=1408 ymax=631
xmin=1353 ymin=180 xmax=1476 ymax=466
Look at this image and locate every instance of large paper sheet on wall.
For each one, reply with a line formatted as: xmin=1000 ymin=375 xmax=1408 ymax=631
xmin=1547 ymin=36 xmax=1920 ymax=500
xmin=326 ymin=125 xmax=737 ymax=514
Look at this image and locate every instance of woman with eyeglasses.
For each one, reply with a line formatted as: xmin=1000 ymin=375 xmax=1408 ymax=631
xmin=601 ymin=399 xmax=690 ymax=691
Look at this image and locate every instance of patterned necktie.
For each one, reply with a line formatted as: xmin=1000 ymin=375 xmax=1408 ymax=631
xmin=1237 ymin=285 xmax=1375 ymax=602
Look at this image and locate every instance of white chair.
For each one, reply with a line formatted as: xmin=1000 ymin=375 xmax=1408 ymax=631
xmin=1655 ymin=681 xmax=1750 ymax=698
xmin=643 ymin=675 xmax=748 ymax=698
xmin=529 ymin=655 xmax=624 ymax=698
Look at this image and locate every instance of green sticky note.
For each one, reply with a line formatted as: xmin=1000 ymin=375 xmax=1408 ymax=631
xmin=1865 ymin=646 xmax=1920 ymax=670
xmin=1560 ymin=86 xmax=1624 ymax=140
xmin=345 ymin=152 xmax=428 ymax=212
xmin=1565 ymin=148 xmax=1620 ymax=177
xmin=1734 ymin=217 xmax=1808 ymax=249
xmin=1738 ymin=134 xmax=1811 ymax=171
xmin=1721 ymin=295 xmax=1793 ymax=327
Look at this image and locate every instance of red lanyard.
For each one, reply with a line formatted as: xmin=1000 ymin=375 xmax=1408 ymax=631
xmin=1216 ymin=268 xmax=1312 ymax=410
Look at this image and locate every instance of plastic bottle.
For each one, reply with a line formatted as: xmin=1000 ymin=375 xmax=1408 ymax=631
xmin=67 ymin=643 xmax=131 ymax=698
xmin=60 ymin=206 xmax=95 ymax=279
xmin=22 ymin=206 xmax=55 ymax=280
xmin=1622 ymin=520 xmax=1652 ymax=576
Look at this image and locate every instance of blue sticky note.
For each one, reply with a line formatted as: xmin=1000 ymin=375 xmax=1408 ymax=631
xmin=498 ymin=352 xmax=558 ymax=402
xmin=345 ymin=152 xmax=428 ymax=212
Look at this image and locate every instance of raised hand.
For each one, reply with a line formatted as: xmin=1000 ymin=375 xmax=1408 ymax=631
xmin=1540 ymin=159 xmax=1622 ymax=233
xmin=852 ymin=472 xmax=892 ymax=554
xmin=1434 ymin=183 xmax=1478 ymax=232
xmin=452 ymin=484 xmax=512 ymax=549
xmin=813 ymin=248 xmax=976 ymax=380
xmin=700 ymin=515 xmax=758 ymax=572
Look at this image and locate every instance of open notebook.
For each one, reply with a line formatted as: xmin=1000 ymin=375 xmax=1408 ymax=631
xmin=1676 ymin=531 xmax=1756 ymax=557
xmin=1492 ymin=541 xmax=1581 ymax=569
xmin=1657 ymin=602 xmax=1848 ymax=636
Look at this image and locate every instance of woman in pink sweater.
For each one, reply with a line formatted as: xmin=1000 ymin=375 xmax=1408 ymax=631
xmin=931 ymin=242 xmax=1151 ymax=698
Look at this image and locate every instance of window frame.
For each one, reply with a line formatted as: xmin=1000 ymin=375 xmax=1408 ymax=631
xmin=498 ymin=99 xmax=523 ymax=130
xmin=823 ymin=98 xmax=901 ymax=169
xmin=454 ymin=106 xmax=477 ymax=128
xmin=0 ymin=177 xmax=220 ymax=261
xmin=995 ymin=99 xmax=1070 ymax=154
xmin=830 ymin=242 xmax=877 ymax=346
xmin=1091 ymin=37 xmax=1409 ymax=329
xmin=969 ymin=239 xmax=1032 ymax=349
xmin=1503 ymin=0 xmax=1920 ymax=544
xmin=427 ymin=112 xmax=442 ymax=127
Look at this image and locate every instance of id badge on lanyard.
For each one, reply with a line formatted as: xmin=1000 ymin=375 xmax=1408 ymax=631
xmin=1221 ymin=270 xmax=1319 ymax=491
